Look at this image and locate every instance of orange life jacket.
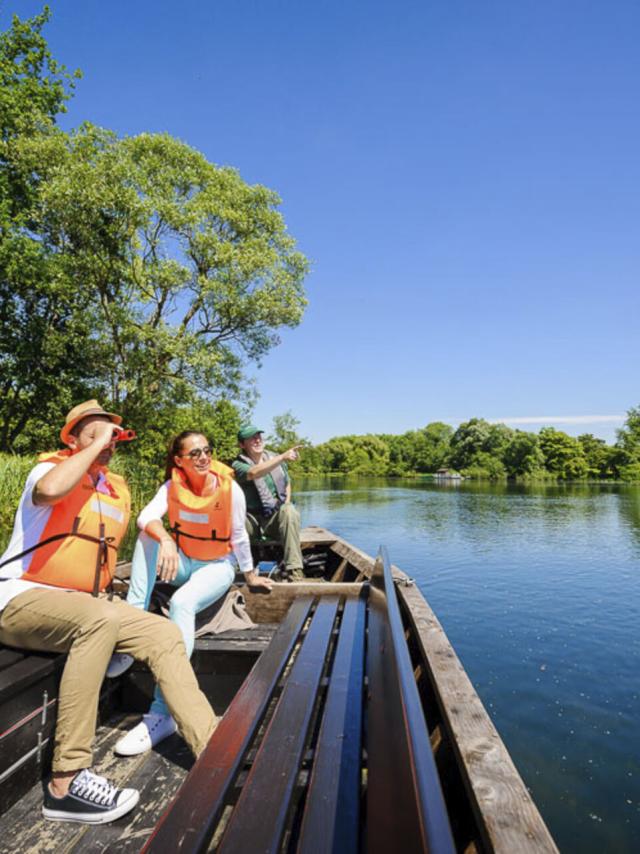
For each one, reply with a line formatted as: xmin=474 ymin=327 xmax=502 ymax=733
xmin=167 ymin=460 xmax=234 ymax=561
xmin=20 ymin=450 xmax=131 ymax=593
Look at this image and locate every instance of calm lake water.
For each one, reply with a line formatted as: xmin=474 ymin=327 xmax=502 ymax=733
xmin=295 ymin=477 xmax=640 ymax=854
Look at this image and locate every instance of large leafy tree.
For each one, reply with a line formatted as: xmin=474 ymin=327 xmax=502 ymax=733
xmin=503 ymin=431 xmax=545 ymax=478
xmin=448 ymin=418 xmax=514 ymax=472
xmin=539 ymin=427 xmax=588 ymax=480
xmin=0 ymin=10 xmax=308 ymax=452
xmin=615 ymin=405 xmax=640 ymax=480
xmin=30 ymin=128 xmax=309 ymax=426
xmin=0 ymin=7 xmax=92 ymax=451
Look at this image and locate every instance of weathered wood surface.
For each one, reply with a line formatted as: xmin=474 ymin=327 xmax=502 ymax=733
xmin=0 ymin=647 xmax=63 ymax=706
xmin=242 ymin=582 xmax=362 ymax=623
xmin=367 ymin=548 xmax=455 ymax=854
xmin=144 ymin=596 xmax=315 ymax=853
xmin=330 ymin=535 xmax=407 ymax=583
xmin=1 ymin=527 xmax=558 ymax=853
xmin=0 ymin=646 xmax=67 ymax=817
xmin=218 ymin=597 xmax=340 ymax=852
xmin=398 ymin=582 xmax=559 ymax=853
xmin=0 ymin=712 xmax=191 ymax=852
xmin=297 ymin=593 xmax=366 ymax=854
xmin=193 ymin=623 xmax=278 ymax=654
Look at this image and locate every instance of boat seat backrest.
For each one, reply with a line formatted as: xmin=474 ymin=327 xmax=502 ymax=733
xmin=144 ymin=551 xmax=455 ymax=853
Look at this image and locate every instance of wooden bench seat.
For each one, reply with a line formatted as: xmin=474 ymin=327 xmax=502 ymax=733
xmin=144 ymin=550 xmax=456 ymax=853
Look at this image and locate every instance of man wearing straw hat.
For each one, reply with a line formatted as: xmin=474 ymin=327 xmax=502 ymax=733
xmin=0 ymin=400 xmax=217 ymax=825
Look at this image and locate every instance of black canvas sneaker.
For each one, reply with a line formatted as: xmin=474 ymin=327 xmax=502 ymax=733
xmin=42 ymin=768 xmax=139 ymax=823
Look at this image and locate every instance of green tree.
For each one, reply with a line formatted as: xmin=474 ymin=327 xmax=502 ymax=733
xmin=503 ymin=431 xmax=545 ymax=478
xmin=266 ymin=411 xmax=309 ymax=474
xmin=578 ymin=433 xmax=618 ymax=479
xmin=615 ymin=406 xmax=640 ymax=480
xmin=448 ymin=418 xmax=492 ymax=470
xmin=412 ymin=422 xmax=453 ymax=472
xmin=617 ymin=406 xmax=640 ymax=454
xmin=448 ymin=418 xmax=513 ymax=474
xmin=0 ymin=9 xmax=309 ymax=451
xmin=461 ymin=451 xmax=507 ymax=481
xmin=0 ymin=7 xmax=91 ymax=451
xmin=539 ymin=428 xmax=588 ymax=480
xmin=342 ymin=435 xmax=390 ymax=476
xmin=28 ymin=128 xmax=309 ymax=428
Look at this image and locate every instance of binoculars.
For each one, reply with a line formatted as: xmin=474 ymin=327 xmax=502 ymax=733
xmin=114 ymin=429 xmax=137 ymax=443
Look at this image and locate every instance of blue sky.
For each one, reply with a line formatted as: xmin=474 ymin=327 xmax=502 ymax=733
xmin=4 ymin=1 xmax=638 ymax=443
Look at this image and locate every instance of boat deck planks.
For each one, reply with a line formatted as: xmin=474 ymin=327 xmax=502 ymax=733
xmin=0 ymin=528 xmax=558 ymax=852
xmin=0 ymin=712 xmax=191 ymax=853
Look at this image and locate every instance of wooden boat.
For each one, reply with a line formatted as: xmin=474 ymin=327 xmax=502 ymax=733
xmin=0 ymin=527 xmax=558 ymax=852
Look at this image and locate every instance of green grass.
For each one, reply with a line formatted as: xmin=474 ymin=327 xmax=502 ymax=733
xmin=0 ymin=453 xmax=163 ymax=560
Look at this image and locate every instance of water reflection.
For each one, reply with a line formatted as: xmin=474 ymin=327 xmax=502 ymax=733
xmin=295 ymin=477 xmax=640 ymax=853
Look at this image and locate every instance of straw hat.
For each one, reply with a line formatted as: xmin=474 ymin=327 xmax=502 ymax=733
xmin=60 ymin=400 xmax=122 ymax=444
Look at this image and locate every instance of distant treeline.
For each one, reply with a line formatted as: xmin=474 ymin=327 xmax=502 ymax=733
xmin=285 ymin=408 xmax=640 ymax=481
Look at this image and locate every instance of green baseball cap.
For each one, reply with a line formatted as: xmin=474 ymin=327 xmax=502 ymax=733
xmin=237 ymin=424 xmax=263 ymax=442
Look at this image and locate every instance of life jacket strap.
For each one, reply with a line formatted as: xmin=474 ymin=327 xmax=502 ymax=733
xmin=169 ymin=523 xmax=231 ymax=545
xmin=0 ymin=530 xmax=117 ymax=571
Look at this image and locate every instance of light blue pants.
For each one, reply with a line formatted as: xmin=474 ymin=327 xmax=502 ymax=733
xmin=127 ymin=531 xmax=236 ymax=716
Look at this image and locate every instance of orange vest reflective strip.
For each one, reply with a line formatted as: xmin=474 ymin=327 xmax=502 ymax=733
xmin=20 ymin=451 xmax=131 ymax=593
xmin=167 ymin=460 xmax=234 ymax=561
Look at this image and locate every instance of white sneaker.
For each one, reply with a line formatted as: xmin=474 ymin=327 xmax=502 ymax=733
xmin=106 ymin=653 xmax=134 ymax=679
xmin=114 ymin=714 xmax=177 ymax=756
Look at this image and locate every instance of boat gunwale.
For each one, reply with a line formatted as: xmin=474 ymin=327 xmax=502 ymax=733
xmin=314 ymin=528 xmax=559 ymax=854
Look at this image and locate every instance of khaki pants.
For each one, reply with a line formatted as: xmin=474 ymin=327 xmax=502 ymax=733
xmin=246 ymin=503 xmax=304 ymax=575
xmin=0 ymin=588 xmax=216 ymax=773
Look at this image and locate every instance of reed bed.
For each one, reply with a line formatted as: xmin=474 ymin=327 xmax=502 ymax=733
xmin=0 ymin=453 xmax=163 ymax=560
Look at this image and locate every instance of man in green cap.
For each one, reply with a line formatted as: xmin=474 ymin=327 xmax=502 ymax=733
xmin=232 ymin=425 xmax=304 ymax=579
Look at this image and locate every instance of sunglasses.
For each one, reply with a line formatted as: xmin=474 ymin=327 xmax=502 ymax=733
xmin=180 ymin=446 xmax=213 ymax=460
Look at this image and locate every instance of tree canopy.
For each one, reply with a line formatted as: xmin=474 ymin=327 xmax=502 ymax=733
xmin=0 ymin=9 xmax=308 ymax=457
xmin=288 ymin=407 xmax=640 ymax=482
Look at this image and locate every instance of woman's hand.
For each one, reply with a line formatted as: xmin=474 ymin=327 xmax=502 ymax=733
xmin=244 ymin=570 xmax=274 ymax=591
xmin=156 ymin=538 xmax=180 ymax=583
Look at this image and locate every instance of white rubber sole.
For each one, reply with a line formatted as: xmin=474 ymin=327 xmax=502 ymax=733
xmin=42 ymin=789 xmax=139 ymax=824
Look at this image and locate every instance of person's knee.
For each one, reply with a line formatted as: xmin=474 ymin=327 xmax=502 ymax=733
xmin=82 ymin=602 xmax=120 ymax=642
xmin=279 ymin=503 xmax=300 ymax=526
xmin=159 ymin=619 xmax=184 ymax=650
xmin=168 ymin=595 xmax=193 ymax=623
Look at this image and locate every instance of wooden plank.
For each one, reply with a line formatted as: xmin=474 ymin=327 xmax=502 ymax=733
xmin=330 ymin=538 xmax=375 ymax=579
xmin=0 ymin=693 xmax=57 ymax=778
xmin=0 ymin=651 xmax=63 ymax=704
xmin=330 ymin=537 xmax=409 ymax=585
xmin=218 ymin=597 xmax=340 ymax=853
xmin=242 ymin=583 xmax=362 ymax=623
xmin=0 ymin=647 xmax=26 ymax=672
xmin=299 ymin=527 xmax=339 ymax=547
xmin=367 ymin=549 xmax=455 ymax=854
xmin=0 ymin=713 xmax=145 ymax=851
xmin=143 ymin=596 xmax=314 ymax=854
xmin=194 ymin=624 xmax=278 ymax=654
xmin=297 ymin=593 xmax=366 ymax=854
xmin=398 ymin=583 xmax=559 ymax=853
xmin=74 ymin=732 xmax=194 ymax=853
xmin=329 ymin=557 xmax=349 ymax=583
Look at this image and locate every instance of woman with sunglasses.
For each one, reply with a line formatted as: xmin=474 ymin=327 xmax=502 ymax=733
xmin=109 ymin=431 xmax=272 ymax=756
